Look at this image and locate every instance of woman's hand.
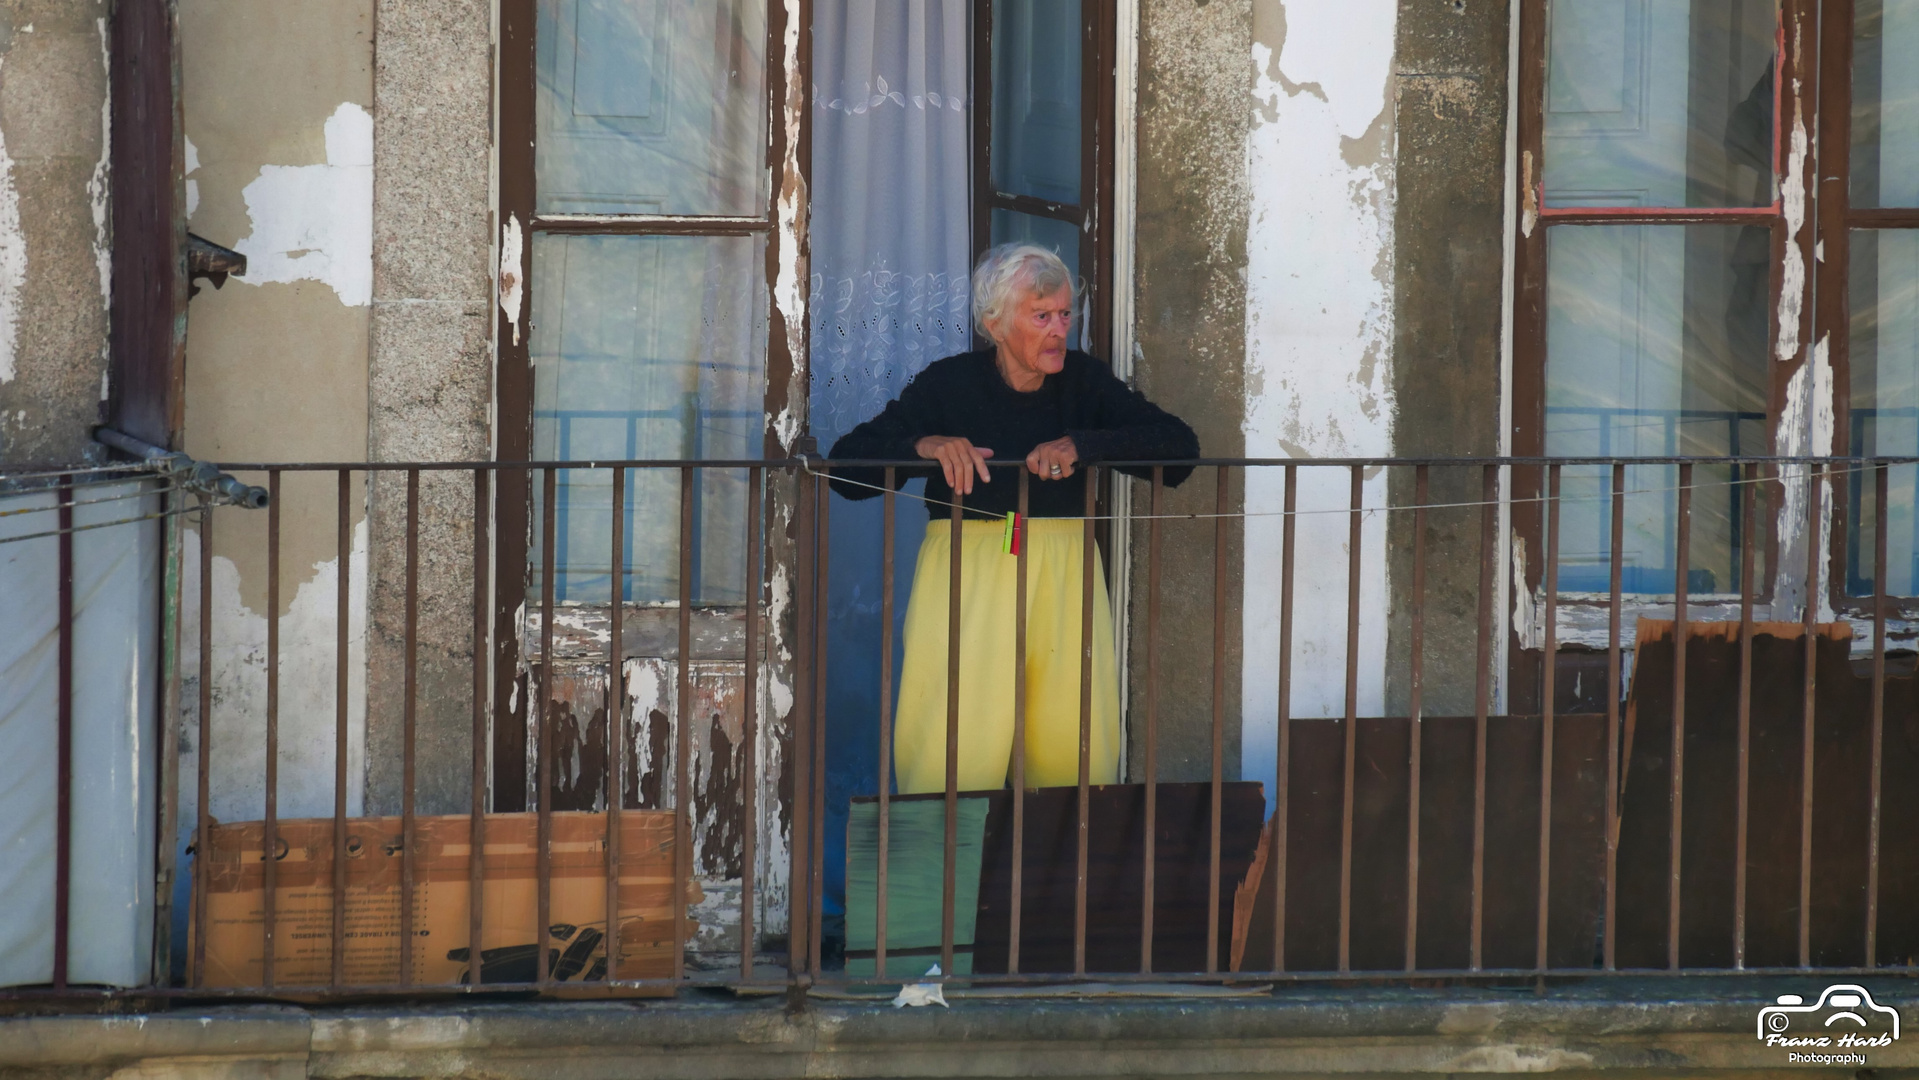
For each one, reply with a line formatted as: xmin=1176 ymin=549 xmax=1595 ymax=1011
xmin=1026 ymin=436 xmax=1079 ymax=481
xmin=916 ymin=435 xmax=994 ymax=495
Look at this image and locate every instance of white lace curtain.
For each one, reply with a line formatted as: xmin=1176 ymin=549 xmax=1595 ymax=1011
xmin=808 ymin=0 xmax=973 ymax=445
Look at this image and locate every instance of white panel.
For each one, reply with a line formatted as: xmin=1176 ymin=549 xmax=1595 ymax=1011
xmin=0 ymin=480 xmax=159 ymax=988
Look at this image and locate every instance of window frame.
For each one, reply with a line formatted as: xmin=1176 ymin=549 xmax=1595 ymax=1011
xmin=1816 ymin=0 xmax=1919 ymax=612
xmin=1510 ymin=0 xmax=1822 ymax=633
xmin=970 ymin=0 xmax=1119 ymax=358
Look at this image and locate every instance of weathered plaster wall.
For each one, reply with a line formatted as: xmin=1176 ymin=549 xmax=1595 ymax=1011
xmin=0 ymin=0 xmax=109 ymax=466
xmin=177 ymin=0 xmax=374 ymax=823
xmin=1241 ymin=0 xmax=1398 ymax=794
xmin=1128 ymin=0 xmax=1251 ymax=785
xmin=1383 ymin=0 xmax=1512 ymax=717
xmin=362 ymin=0 xmax=494 ymax=818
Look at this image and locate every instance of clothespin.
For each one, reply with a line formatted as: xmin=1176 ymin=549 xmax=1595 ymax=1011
xmin=1002 ymin=511 xmax=1023 ymax=556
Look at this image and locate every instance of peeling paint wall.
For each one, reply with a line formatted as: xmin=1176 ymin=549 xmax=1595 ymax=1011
xmin=177 ymin=0 xmax=374 ymax=856
xmin=0 ymin=0 xmax=110 ymax=465
xmin=1240 ymin=0 xmax=1397 ymax=795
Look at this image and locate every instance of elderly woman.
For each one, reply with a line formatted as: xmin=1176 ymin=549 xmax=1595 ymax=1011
xmin=830 ymin=243 xmax=1199 ymax=795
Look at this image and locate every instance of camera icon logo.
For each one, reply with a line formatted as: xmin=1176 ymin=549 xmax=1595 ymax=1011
xmin=1756 ymin=985 xmax=1900 ymax=1041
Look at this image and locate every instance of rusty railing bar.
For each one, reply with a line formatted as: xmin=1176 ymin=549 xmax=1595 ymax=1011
xmin=1799 ymin=462 xmax=1821 ymax=968
xmin=331 ymin=470 xmax=350 ymax=989
xmin=469 ymin=468 xmax=488 ymax=989
xmin=606 ymin=466 xmax=625 ymax=983
xmin=23 ymin=962 xmax=1919 ymax=1004
xmin=1011 ymin=468 xmax=1030 ymax=974
xmin=1079 ymin=468 xmax=1100 ymax=976
xmin=204 ymin=453 xmax=1919 ymax=473
xmin=809 ymin=471 xmax=830 ymax=974
xmin=1337 ymin=465 xmax=1360 ymax=973
xmin=263 ymin=470 xmax=281 ymax=988
xmin=1536 ymin=464 xmax=1561 ymax=976
xmin=1141 ymin=467 xmax=1162 ymax=974
xmin=1273 ymin=463 xmax=1297 ymax=973
xmin=52 ymin=475 xmax=74 ymax=990
xmin=1867 ymin=462 xmax=1887 ymax=966
xmin=537 ymin=467 xmax=557 ymax=986
xmin=877 ymin=469 xmax=896 ymax=979
xmin=400 ymin=469 xmax=421 ymax=986
xmin=192 ymin=493 xmax=213 ymax=989
xmin=1603 ymin=462 xmax=1624 ymax=971
xmin=678 ymin=464 xmax=697 ymax=986
xmin=789 ymin=463 xmax=816 ymax=982
xmin=1668 ymin=463 xmax=1691 ymax=971
xmin=1406 ymin=464 xmax=1427 ymax=972
xmin=942 ymin=488 xmax=961 ymax=975
xmin=1471 ymin=463 xmax=1495 ymax=971
xmin=741 ymin=465 xmax=761 ymax=983
xmin=1733 ymin=466 xmax=1755 ymax=968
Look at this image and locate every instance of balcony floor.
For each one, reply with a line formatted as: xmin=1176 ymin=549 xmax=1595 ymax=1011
xmin=2 ymin=978 xmax=1913 ymax=1078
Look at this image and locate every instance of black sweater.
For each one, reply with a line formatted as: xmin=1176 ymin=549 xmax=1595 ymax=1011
xmin=826 ymin=349 xmax=1200 ymax=518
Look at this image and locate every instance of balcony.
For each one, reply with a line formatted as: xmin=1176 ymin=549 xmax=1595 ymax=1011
xmin=1 ymin=445 xmax=1914 ymax=1072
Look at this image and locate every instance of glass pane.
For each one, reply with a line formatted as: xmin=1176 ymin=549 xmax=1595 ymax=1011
xmin=1545 ymin=224 xmax=1771 ymax=593
xmin=536 ymin=0 xmax=768 ymax=216
xmin=529 ymin=233 xmax=767 ymax=604
xmin=989 ymin=0 xmax=1081 ymax=204
xmin=1847 ymin=230 xmax=1919 ymax=595
xmin=1852 ymin=0 xmax=1919 ymax=207
xmin=1543 ymin=0 xmax=1777 ymax=208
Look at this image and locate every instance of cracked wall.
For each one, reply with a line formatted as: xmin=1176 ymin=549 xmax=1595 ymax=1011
xmin=1382 ymin=0 xmax=1511 ymax=717
xmin=1129 ymin=0 xmax=1253 ymax=785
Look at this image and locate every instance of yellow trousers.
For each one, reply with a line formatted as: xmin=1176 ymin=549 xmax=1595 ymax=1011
xmin=893 ymin=519 xmax=1120 ymax=794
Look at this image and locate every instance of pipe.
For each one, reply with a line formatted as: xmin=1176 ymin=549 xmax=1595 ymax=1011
xmin=93 ymin=428 xmax=270 ymax=509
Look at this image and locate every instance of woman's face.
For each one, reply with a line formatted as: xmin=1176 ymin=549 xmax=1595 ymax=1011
xmin=993 ymin=284 xmax=1074 ymax=385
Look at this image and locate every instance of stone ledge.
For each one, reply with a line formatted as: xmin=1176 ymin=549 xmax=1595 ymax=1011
xmin=3 ymin=982 xmax=1916 ymax=1078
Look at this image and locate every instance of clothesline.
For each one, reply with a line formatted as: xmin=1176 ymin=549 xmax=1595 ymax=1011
xmin=800 ymin=459 xmax=1887 ymax=524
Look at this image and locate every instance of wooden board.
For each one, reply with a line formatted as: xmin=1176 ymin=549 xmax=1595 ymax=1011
xmin=971 ymin=782 xmax=1268 ymax=975
xmin=191 ymin=810 xmax=688 ymax=992
xmin=1615 ymin=619 xmax=1919 ymax=968
xmin=1231 ymin=716 xmax=1608 ymax=973
xmin=843 ymin=796 xmax=991 ymax=977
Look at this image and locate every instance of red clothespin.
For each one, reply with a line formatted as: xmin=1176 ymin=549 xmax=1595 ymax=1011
xmin=1002 ymin=511 xmax=1023 ymax=556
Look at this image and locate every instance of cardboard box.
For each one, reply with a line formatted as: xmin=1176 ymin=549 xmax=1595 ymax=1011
xmin=190 ymin=811 xmax=692 ymax=993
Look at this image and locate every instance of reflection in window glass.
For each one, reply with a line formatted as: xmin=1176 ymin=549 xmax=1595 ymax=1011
xmin=1545 ymin=225 xmax=1771 ymax=593
xmin=1847 ymin=230 xmax=1919 ymax=596
xmin=989 ymin=208 xmax=1084 ymax=349
xmin=1543 ymin=0 xmax=1776 ymax=208
xmin=1852 ymin=0 xmax=1919 ymax=207
xmin=990 ymin=0 xmax=1081 ymax=204
xmin=529 ymin=234 xmax=767 ymax=604
xmin=536 ymin=0 xmax=768 ymax=216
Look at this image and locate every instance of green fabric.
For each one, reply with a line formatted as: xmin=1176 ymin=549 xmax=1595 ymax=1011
xmin=844 ymin=798 xmax=989 ymax=978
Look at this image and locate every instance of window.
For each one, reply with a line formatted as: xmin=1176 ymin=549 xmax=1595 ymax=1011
xmin=493 ymin=0 xmax=798 ymax=806
xmin=1514 ymin=0 xmax=1919 ymax=611
xmin=974 ymin=0 xmax=1116 ymax=353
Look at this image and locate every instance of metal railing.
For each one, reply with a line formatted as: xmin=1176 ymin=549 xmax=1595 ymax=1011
xmin=4 ymin=451 xmax=1918 ymax=1003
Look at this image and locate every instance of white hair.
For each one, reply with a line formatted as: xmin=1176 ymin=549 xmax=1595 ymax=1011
xmin=970 ymin=242 xmax=1078 ymax=339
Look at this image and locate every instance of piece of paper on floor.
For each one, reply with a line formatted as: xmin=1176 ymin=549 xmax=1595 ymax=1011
xmin=891 ymin=963 xmax=949 ymax=1008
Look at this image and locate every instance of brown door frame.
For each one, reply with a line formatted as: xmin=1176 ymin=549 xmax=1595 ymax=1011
xmin=1508 ymin=0 xmax=1820 ymax=706
xmin=491 ymin=0 xmax=811 ymax=810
